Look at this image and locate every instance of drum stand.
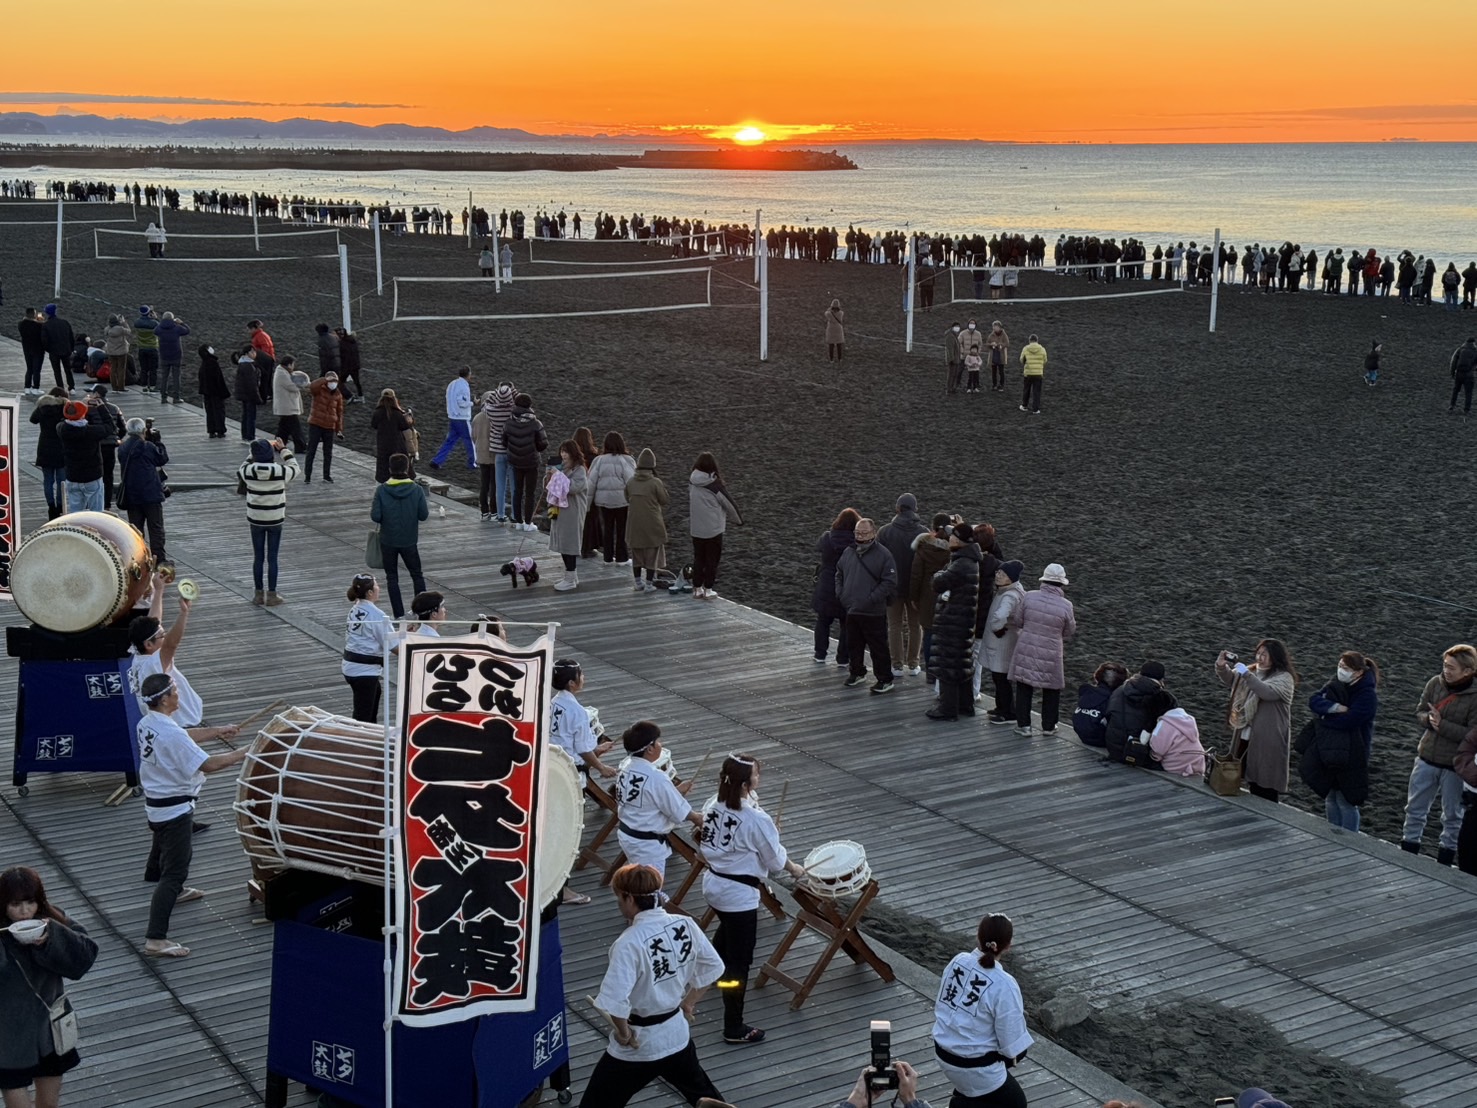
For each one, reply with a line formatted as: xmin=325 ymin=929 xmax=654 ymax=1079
xmin=754 ymin=879 xmax=894 ymax=1010
xmin=574 ymin=780 xmax=704 ymax=914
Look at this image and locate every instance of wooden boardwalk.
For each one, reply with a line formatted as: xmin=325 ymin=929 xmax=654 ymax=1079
xmin=2 ymin=336 xmax=1473 ymax=1107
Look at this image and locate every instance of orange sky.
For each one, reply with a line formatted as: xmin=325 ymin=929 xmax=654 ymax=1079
xmin=4 ymin=1 xmax=1475 ymax=142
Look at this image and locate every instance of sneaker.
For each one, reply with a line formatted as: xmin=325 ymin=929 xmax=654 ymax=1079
xmin=892 ymin=666 xmax=907 ymax=677
xmin=987 ymin=713 xmax=1012 ymax=726
xmin=870 ymin=681 xmax=895 ymax=695
xmin=1013 ymin=725 xmax=1033 ymax=736
xmin=642 ymin=580 xmax=659 ymax=592
xmin=835 ymin=658 xmax=849 ymax=667
xmin=724 ymin=1026 xmax=766 ymax=1044
xmin=634 ymin=581 xmax=647 ymax=592
xmin=813 ymin=655 xmax=827 ymax=664
xmin=1040 ymin=726 xmax=1057 ymax=735
xmin=843 ymin=675 xmax=866 ymax=688
xmin=907 ymin=665 xmax=922 ymax=676
xmin=704 ymin=590 xmax=720 ymax=600
xmin=1019 ymin=405 xmax=1030 ymax=412
xmin=323 ymin=475 xmax=334 ymax=483
xmin=481 ymin=512 xmax=492 ymax=521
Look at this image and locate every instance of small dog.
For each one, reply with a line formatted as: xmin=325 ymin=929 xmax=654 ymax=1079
xmin=500 ymin=557 xmax=540 ymax=588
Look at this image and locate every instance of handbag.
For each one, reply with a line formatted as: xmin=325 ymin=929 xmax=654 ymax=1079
xmin=14 ymin=947 xmax=79 ymax=1055
xmin=1123 ymin=730 xmax=1154 ymax=768
xmin=1205 ymin=744 xmax=1244 ymax=796
xmin=365 ymin=527 xmax=384 ymax=570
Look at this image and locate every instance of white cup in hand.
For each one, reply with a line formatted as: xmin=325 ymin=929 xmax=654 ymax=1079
xmin=8 ymin=919 xmax=48 ymax=944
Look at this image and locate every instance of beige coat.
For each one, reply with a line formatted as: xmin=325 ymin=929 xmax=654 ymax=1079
xmin=1217 ymin=663 xmax=1294 ymax=793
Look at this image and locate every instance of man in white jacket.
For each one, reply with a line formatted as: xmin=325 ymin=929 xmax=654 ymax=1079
xmin=429 ymin=365 xmax=475 ymax=470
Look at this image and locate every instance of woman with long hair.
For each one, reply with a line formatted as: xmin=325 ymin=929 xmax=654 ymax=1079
xmin=1302 ymin=651 xmax=1379 ymax=830
xmin=688 ymin=452 xmax=742 ymax=600
xmin=574 ymin=427 xmax=602 ymax=559
xmin=342 ymin=573 xmax=395 ymax=722
xmin=1 ymin=866 xmax=99 ymax=1108
xmin=589 ymin=431 xmax=637 ymax=566
xmin=811 ymin=508 xmax=859 ymax=664
xmin=931 ymin=912 xmax=1033 ymax=1107
xmin=369 ymin=388 xmax=414 ymax=483
xmin=698 ymin=754 xmax=806 ymax=1044
xmin=1216 ymin=639 xmax=1297 ymax=802
xmin=546 ymin=438 xmax=590 ymax=592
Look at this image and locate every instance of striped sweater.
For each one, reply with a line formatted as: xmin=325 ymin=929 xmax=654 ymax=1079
xmin=238 ymin=451 xmax=299 ymax=526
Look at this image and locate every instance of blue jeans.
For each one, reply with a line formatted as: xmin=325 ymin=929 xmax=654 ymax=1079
xmin=66 ymin=478 xmax=103 ymax=513
xmin=494 ymin=453 xmax=512 ymax=517
xmin=432 ymin=419 xmax=475 ymax=467
xmin=1325 ymin=790 xmax=1360 ymax=832
xmin=42 ymin=467 xmax=65 ymax=510
xmin=240 ymin=400 xmax=258 ymax=440
xmin=251 ymin=523 xmax=282 ymax=590
xmin=1402 ymin=757 xmax=1465 ymax=852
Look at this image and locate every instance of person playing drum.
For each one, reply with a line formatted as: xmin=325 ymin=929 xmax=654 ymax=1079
xmin=699 ymin=753 xmax=806 ymax=1045
xmin=407 ymin=591 xmax=446 ymax=636
xmin=931 ymin=913 xmax=1033 ymax=1108
xmin=342 ymin=573 xmax=398 ymax=723
xmin=128 ymin=570 xmax=202 ymax=727
xmin=550 ymin=659 xmax=617 ymax=785
xmin=615 ymin=721 xmax=701 ymax=881
xmin=135 ymin=673 xmax=243 ymax=959
xmin=580 ymin=864 xmax=726 ymax=1108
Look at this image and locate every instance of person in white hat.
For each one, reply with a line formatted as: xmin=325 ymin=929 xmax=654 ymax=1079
xmin=1006 ymin=563 xmax=1076 ymax=736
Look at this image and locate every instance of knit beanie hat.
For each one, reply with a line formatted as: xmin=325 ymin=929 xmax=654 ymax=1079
xmin=250 ymin=439 xmax=275 ymax=463
xmin=514 ymin=393 xmax=533 ymax=409
xmin=636 ymin=447 xmax=657 ymax=470
xmin=44 ymin=304 xmax=57 ymax=317
xmin=896 ymin=492 xmax=918 ymax=512
xmin=1000 ymin=560 xmax=1024 ymax=583
xmin=63 ymin=400 xmax=89 ymax=421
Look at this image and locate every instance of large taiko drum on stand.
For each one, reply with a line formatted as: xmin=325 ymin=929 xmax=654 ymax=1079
xmin=235 ymin=707 xmax=583 ymax=908
xmin=10 ymin=512 xmax=152 ymax=633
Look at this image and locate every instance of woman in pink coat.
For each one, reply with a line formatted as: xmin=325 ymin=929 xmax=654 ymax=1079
xmin=1006 ymin=563 xmax=1076 ymax=736
xmin=1146 ymin=689 xmax=1207 ymax=777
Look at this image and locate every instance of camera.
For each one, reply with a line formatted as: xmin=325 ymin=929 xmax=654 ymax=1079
xmin=545 ymin=453 xmax=563 ymax=466
xmin=866 ymin=1020 xmax=898 ymax=1092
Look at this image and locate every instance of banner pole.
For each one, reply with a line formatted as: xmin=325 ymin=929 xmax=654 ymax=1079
xmin=382 ymin=624 xmax=396 ymax=1108
xmin=759 ymin=247 xmax=769 ymax=362
xmin=754 ymin=207 xmax=761 ymax=284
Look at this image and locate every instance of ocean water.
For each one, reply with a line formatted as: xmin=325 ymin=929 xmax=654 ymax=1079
xmin=10 ymin=140 xmax=1476 ymax=260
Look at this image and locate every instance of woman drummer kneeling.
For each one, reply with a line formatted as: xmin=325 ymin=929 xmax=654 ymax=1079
xmin=698 ymin=753 xmax=804 ymax=1044
xmin=931 ymin=913 xmax=1033 ymax=1108
xmin=581 ymin=864 xmax=727 ymax=1108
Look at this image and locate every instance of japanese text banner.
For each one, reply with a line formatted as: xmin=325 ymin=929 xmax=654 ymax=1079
xmin=0 ymin=399 xmax=16 ymax=600
xmin=394 ymin=632 xmax=553 ymax=1024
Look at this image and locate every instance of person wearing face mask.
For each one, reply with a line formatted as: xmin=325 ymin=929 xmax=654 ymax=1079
xmin=1401 ymin=644 xmax=1477 ymax=863
xmin=1300 ymin=652 xmax=1380 ymax=831
xmin=303 ymin=370 xmax=344 ymax=483
xmin=944 ymin=321 xmax=964 ymax=395
xmin=986 ymin=320 xmax=1011 ymax=392
xmin=1215 ymin=640 xmax=1297 ymax=803
xmin=959 ymin=319 xmax=984 ymax=393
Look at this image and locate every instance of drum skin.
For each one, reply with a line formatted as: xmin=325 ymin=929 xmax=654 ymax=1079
xmin=11 ymin=511 xmax=152 ymax=632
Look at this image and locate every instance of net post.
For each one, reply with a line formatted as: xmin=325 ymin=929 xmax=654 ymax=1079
xmin=759 ymin=249 xmax=769 ymax=362
xmin=467 ymin=190 xmax=473 ymax=249
xmin=252 ymin=194 xmax=260 ymax=252
xmin=373 ymin=212 xmax=384 ymax=295
xmin=754 ymin=208 xmax=762 ymax=284
xmin=905 ymin=233 xmax=917 ymax=354
xmin=339 ymin=244 xmax=352 ymax=332
xmin=53 ymin=197 xmax=63 ymax=298
xmin=1208 ymin=227 xmax=1222 ymax=333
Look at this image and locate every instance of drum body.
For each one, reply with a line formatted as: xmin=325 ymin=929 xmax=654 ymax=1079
xmin=234 ymin=707 xmax=582 ymax=908
xmin=801 ymin=839 xmax=872 ymax=898
xmin=11 ymin=512 xmax=152 ymax=632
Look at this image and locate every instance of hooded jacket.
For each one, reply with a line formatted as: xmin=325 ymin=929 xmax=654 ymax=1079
xmin=57 ymin=412 xmax=110 ymax=483
xmin=929 ymin=541 xmax=980 ymax=683
xmin=1020 ymin=341 xmax=1047 ymax=377
xmin=1452 ymin=340 xmax=1477 ymax=379
xmin=1104 ymin=675 xmax=1176 ymax=763
xmin=908 ymin=532 xmax=951 ymax=630
xmin=103 ymin=321 xmax=132 ymax=358
xmin=316 ymin=327 xmax=341 ymax=373
xmin=504 ymin=408 xmax=548 ymax=469
xmin=234 ymin=356 xmax=259 ymax=403
xmin=29 ymin=394 xmax=67 ymax=468
xmin=339 ymin=333 xmax=361 ymax=377
xmin=485 ymin=385 xmax=517 ymax=453
xmin=689 ymin=470 xmax=742 ymax=539
xmin=155 ymin=317 xmax=190 ymax=362
xmin=981 ymin=579 xmax=1024 ymax=675
xmin=198 ymin=347 xmax=230 ymax=399
xmin=812 ymin=527 xmax=857 ymax=618
xmin=118 ymin=434 xmax=169 ymax=505
xmin=1149 ymin=709 xmax=1206 ymax=777
xmin=835 ymin=539 xmax=897 ymax=616
xmin=272 ymin=365 xmax=305 ymax=416
xmin=372 ymin=479 xmax=429 ymax=548
xmin=624 ymin=448 xmax=669 ymax=549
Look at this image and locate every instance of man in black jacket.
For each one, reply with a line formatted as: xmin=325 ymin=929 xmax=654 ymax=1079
xmin=118 ymin=417 xmax=169 ymax=561
xmin=1104 ymin=662 xmax=1176 ymax=764
xmin=57 ymin=399 xmax=111 ymax=512
xmin=41 ymin=303 xmax=75 ymax=392
xmin=878 ymin=493 xmax=928 ymax=677
xmin=837 ymin=518 xmax=898 ymax=695
xmin=1450 ymin=337 xmax=1477 ymax=416
xmin=18 ymin=307 xmax=46 ymax=394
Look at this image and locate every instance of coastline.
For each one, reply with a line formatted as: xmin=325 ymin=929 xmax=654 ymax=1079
xmin=0 ymin=144 xmax=858 ymax=173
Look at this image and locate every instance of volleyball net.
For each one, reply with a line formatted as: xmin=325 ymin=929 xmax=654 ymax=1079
xmin=391 ymin=266 xmax=714 ymax=322
xmin=0 ymin=200 xmax=136 ymax=226
xmin=944 ymin=261 xmax=1188 ymax=305
xmin=92 ymin=226 xmax=341 ymax=261
xmin=527 ymin=229 xmax=727 ymax=263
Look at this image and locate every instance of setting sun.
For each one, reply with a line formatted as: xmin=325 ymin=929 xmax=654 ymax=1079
xmin=733 ymin=126 xmax=767 ymax=145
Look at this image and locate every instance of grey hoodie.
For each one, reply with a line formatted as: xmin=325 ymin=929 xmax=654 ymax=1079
xmin=688 ymin=470 xmax=741 ymax=539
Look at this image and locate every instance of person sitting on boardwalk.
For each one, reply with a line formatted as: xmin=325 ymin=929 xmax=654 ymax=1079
xmin=1072 ymin=662 xmax=1128 ymax=748
xmin=614 ymin=721 xmax=701 ymax=882
xmin=1146 ymin=691 xmax=1206 ymax=777
xmin=135 ymin=672 xmax=243 ymax=958
xmin=581 ymin=864 xmax=726 ymax=1108
xmin=931 ymin=913 xmax=1033 ymax=1108
xmin=698 ymin=754 xmax=807 ymax=1044
xmin=1104 ymin=662 xmax=1174 ymax=763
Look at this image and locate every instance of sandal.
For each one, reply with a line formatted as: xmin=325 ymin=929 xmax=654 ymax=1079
xmin=176 ymin=887 xmax=206 ymax=904
xmin=561 ymin=888 xmax=592 ymax=906
xmin=723 ymin=1026 xmax=767 ymax=1044
xmin=144 ymin=941 xmax=190 ymax=958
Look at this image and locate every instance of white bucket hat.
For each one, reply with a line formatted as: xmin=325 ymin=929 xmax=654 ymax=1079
xmin=1040 ymin=563 xmax=1069 ymax=585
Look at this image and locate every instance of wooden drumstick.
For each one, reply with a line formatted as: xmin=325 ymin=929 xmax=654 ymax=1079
xmin=219 ymin=699 xmax=289 ymax=749
xmin=585 ymin=994 xmax=615 ymax=1027
xmin=692 ymin=750 xmax=714 ymax=784
xmin=771 ymin=780 xmax=790 ymax=830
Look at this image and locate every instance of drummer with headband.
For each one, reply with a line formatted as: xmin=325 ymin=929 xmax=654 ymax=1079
xmin=128 ymin=569 xmax=202 ymax=728
xmin=550 ymin=659 xmax=617 ymax=784
xmin=407 ymin=591 xmax=447 ymax=636
xmin=699 ymin=753 xmax=806 ymax=1045
xmin=135 ymin=672 xmax=244 ymax=959
xmin=615 ymin=721 xmax=702 ymax=880
xmin=582 ymin=863 xmax=726 ymax=1108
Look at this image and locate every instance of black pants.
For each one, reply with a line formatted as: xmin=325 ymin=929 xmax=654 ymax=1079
xmin=381 ymin=543 xmax=425 ymax=619
xmin=478 ymin=463 xmax=496 ymax=514
xmin=947 ymin=361 xmax=963 ymax=393
xmin=991 ymin=360 xmax=1005 ymax=389
xmin=599 ymin=505 xmax=630 ymax=562
xmin=1451 ymin=376 xmax=1474 ymax=413
xmin=277 ymin=413 xmax=306 ymax=451
xmin=713 ymin=907 xmax=758 ymax=1034
xmin=692 ymin=534 xmax=723 ymax=589
xmin=128 ymin=502 xmax=166 ymax=560
xmin=582 ymin=505 xmax=603 ymax=559
xmin=846 ymin=611 xmax=891 ymax=682
xmin=991 ymin=671 xmax=1014 ymax=717
xmin=578 ymin=1040 xmax=721 ymax=1108
xmin=1021 ymin=376 xmax=1042 ymax=412
xmin=937 ymin=679 xmax=974 ymax=718
xmin=513 ymin=466 xmax=538 ymax=524
xmin=305 ymin=424 xmax=334 ymax=478
xmin=1015 ymin=683 xmax=1060 ymax=730
xmin=948 ymin=1073 xmax=1028 ymax=1108
xmin=22 ymin=346 xmax=43 ymax=390
xmin=341 ymin=368 xmax=363 ymax=399
xmin=828 ymin=342 xmax=844 ymax=361
xmin=1459 ymin=795 xmax=1477 ymax=876
xmin=49 ymin=351 xmax=73 ymax=391
xmin=345 ymin=675 xmax=382 ymax=723
xmin=100 ymin=445 xmax=117 ymax=510
xmin=138 ymin=349 xmax=159 ymax=389
xmin=1248 ymin=782 xmax=1279 ymax=803
xmin=145 ymin=812 xmax=194 ymax=940
xmin=203 ymin=396 xmax=227 ymax=436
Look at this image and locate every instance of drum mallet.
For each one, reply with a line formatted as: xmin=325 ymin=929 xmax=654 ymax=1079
xmin=772 ymin=780 xmax=790 ymax=830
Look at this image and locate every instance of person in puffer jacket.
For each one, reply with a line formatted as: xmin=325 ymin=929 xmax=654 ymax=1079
xmin=1147 ymin=691 xmax=1206 ymax=776
xmin=1104 ymin=662 xmax=1176 ymax=763
xmin=909 ymin=515 xmax=953 ymax=678
xmin=925 ymin=522 xmax=981 ymax=722
xmin=688 ymin=452 xmax=742 ymax=599
xmin=1006 ymin=563 xmax=1075 ymax=736
xmin=503 ymin=394 xmax=548 ymax=531
xmin=813 ymin=509 xmax=860 ymax=665
xmin=588 ymin=432 xmax=638 ymax=564
xmin=982 ymin=560 xmax=1025 ymax=725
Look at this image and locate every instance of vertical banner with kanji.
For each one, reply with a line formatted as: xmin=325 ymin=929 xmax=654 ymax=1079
xmin=0 ymin=399 xmax=18 ymax=601
xmin=394 ymin=632 xmax=553 ymax=1025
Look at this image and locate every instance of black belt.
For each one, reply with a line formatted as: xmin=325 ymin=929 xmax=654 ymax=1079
xmin=628 ymin=1008 xmax=680 ymax=1028
xmin=618 ymin=821 xmax=668 ymax=845
xmin=343 ymin=651 xmax=382 ymax=666
xmin=708 ymin=869 xmax=762 ymax=888
xmin=1419 ymin=756 xmax=1454 ymax=771
xmin=935 ymin=1044 xmax=1015 ymax=1069
xmin=145 ymin=794 xmax=198 ymax=809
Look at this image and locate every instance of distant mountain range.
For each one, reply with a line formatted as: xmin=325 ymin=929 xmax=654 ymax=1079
xmin=0 ymin=111 xmax=686 ymax=145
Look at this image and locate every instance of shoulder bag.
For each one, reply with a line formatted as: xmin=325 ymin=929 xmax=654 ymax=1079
xmin=1205 ymin=740 xmax=1244 ymax=796
xmin=365 ymin=526 xmax=384 ymax=570
xmin=14 ymin=946 xmax=79 ymax=1055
